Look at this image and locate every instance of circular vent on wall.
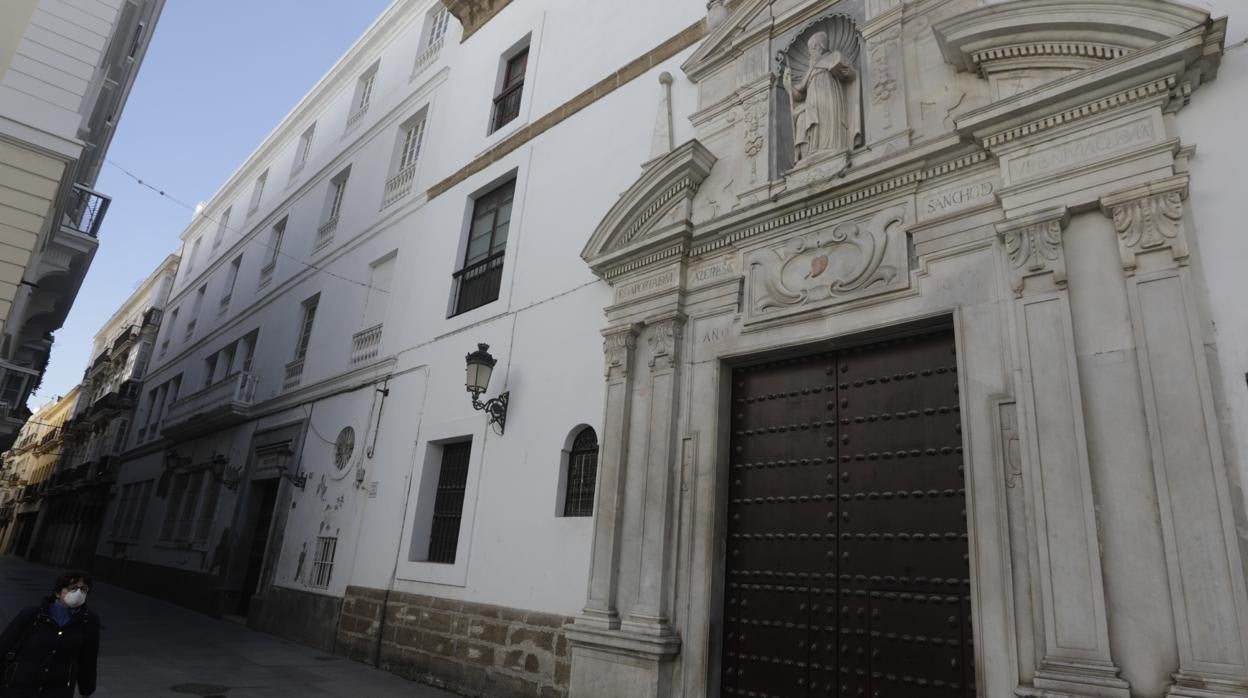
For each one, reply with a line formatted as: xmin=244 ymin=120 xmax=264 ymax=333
xmin=334 ymin=426 xmax=356 ymax=471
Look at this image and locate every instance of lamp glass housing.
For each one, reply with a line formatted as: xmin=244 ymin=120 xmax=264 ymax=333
xmin=465 ymin=343 xmax=496 ymax=396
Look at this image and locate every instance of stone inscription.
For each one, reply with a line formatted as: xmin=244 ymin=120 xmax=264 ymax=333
xmin=615 ymin=270 xmax=677 ymax=304
xmin=689 ymin=256 xmax=737 ymax=287
xmin=1008 ymin=118 xmax=1159 ymax=183
xmin=920 ymin=177 xmax=1000 ymax=221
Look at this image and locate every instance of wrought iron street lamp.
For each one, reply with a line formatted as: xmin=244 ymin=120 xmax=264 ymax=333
xmin=465 ymin=343 xmax=509 ymax=434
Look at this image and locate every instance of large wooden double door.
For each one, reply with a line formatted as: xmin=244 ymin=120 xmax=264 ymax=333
xmin=722 ymin=330 xmax=975 ymax=697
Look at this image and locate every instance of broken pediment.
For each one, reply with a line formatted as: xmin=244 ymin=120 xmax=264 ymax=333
xmin=934 ymin=0 xmax=1214 ymax=93
xmin=582 ymin=140 xmax=717 ymax=278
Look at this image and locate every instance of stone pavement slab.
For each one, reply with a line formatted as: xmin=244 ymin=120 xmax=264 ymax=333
xmin=0 ymin=557 xmax=461 ymax=698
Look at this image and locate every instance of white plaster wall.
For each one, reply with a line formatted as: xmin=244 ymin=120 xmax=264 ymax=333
xmin=118 ymin=0 xmax=706 ymax=619
xmin=1176 ymin=3 xmax=1248 ymax=515
xmin=0 ymin=0 xmax=124 ymax=153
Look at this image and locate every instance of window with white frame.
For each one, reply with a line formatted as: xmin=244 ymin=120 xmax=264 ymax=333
xmin=248 ymin=170 xmax=268 ymax=214
xmin=348 ymin=63 xmax=379 ymax=128
xmin=294 ymin=294 xmax=319 ymax=362
xmin=212 ymin=207 xmax=231 ymax=250
xmin=311 ymin=536 xmax=337 ymax=588
xmin=414 ymin=4 xmax=451 ymax=76
xmin=384 ymin=114 xmax=426 ymax=207
xmin=160 ymin=472 xmax=188 ymax=540
xmin=428 ymin=4 xmax=451 ymax=46
xmin=318 ymin=168 xmax=349 ymax=247
xmin=221 ymin=255 xmax=242 ymax=309
xmin=186 ymin=237 xmax=202 ymax=275
xmin=452 ymin=178 xmax=514 ymax=315
xmin=161 ymin=307 xmax=178 ymax=357
xmin=186 ymin=285 xmax=205 ymax=339
xmin=262 ymin=217 xmax=286 ymax=277
xmin=293 ymin=123 xmax=316 ymax=175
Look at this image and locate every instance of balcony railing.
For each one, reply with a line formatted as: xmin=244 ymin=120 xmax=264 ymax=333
xmin=315 ymin=216 xmax=338 ymax=251
xmin=382 ymin=164 xmax=418 ymax=209
xmin=259 ymin=260 xmax=276 ymax=288
xmin=143 ymin=307 xmax=164 ymax=328
xmin=412 ymin=36 xmax=445 ymax=79
xmin=162 ymin=372 xmax=258 ymax=437
xmin=61 ymin=184 xmax=111 ymax=238
xmin=284 ymin=358 xmax=305 ymax=390
xmin=351 ymin=324 xmax=384 ymax=365
xmin=492 ymin=81 xmax=523 ymax=133
xmin=452 ymin=252 xmax=505 ymax=316
xmin=346 ymin=104 xmax=369 ymax=132
xmin=111 ymin=325 xmax=140 ymax=352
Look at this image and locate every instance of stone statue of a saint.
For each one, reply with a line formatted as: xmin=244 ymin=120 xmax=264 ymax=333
xmin=783 ymin=32 xmax=858 ymax=162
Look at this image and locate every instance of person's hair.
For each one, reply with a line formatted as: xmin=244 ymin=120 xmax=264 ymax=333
xmin=53 ymin=571 xmax=92 ymax=594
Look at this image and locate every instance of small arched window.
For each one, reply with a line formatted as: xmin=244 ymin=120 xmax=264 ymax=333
xmin=563 ymin=427 xmax=599 ymax=517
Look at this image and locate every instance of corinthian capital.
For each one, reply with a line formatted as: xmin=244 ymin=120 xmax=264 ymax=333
xmin=997 ymin=208 xmax=1071 ymax=298
xmin=1100 ymin=176 xmax=1189 ymax=272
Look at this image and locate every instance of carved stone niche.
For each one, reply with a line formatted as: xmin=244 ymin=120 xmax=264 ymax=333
xmin=933 ymin=0 xmax=1216 ymax=99
xmin=744 ymin=200 xmax=910 ymax=323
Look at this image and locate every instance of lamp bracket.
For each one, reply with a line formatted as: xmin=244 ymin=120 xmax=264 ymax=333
xmin=471 ymin=391 xmax=509 ymax=435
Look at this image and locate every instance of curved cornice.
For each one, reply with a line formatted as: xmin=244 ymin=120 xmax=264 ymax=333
xmin=582 ymin=140 xmax=717 ymax=277
xmin=934 ymin=0 xmax=1211 ymax=74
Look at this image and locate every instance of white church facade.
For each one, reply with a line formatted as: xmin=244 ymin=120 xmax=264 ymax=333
xmin=86 ymin=0 xmax=1248 ymax=696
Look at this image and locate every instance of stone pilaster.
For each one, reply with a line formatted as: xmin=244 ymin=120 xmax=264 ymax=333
xmin=861 ymin=4 xmax=910 ymax=153
xmin=578 ymin=323 xmax=641 ymax=629
xmin=621 ymin=313 xmax=685 ymax=638
xmin=999 ymin=209 xmax=1131 ymax=698
xmin=1101 ymin=178 xmax=1248 ymax=697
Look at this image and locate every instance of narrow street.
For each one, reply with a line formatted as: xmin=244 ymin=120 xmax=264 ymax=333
xmin=0 ymin=558 xmax=459 ymax=698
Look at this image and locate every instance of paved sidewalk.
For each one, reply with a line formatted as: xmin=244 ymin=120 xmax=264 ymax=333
xmin=0 ymin=557 xmax=460 ymax=698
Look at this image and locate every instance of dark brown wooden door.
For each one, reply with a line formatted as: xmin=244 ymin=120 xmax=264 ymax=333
xmin=722 ymin=330 xmax=974 ymax=698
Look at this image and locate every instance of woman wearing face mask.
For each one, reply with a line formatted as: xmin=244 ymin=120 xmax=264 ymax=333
xmin=0 ymin=572 xmax=99 ymax=697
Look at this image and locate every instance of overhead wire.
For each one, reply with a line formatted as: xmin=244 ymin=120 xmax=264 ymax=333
xmin=104 ymin=158 xmax=387 ymax=294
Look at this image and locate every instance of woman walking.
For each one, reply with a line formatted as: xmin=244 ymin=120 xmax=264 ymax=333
xmin=0 ymin=571 xmax=98 ymax=697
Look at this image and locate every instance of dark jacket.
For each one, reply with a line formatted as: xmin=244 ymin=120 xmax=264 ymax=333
xmin=0 ymin=601 xmax=98 ymax=698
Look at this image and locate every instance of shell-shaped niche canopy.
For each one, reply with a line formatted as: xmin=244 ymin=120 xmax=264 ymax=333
xmin=781 ymin=14 xmax=862 ymax=84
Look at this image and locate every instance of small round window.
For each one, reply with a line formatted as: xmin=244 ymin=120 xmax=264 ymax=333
xmin=334 ymin=427 xmax=356 ymax=471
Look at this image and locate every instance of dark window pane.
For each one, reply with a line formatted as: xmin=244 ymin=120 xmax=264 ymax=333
xmin=427 ymin=442 xmax=472 ymax=563
xmin=564 ymin=428 xmax=599 ymax=517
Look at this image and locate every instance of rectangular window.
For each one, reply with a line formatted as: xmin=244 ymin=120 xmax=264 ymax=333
xmin=453 ymin=179 xmax=514 ymax=315
xmin=112 ymin=485 xmax=134 ymax=537
xmin=176 ymin=471 xmax=204 ymax=541
xmin=319 ymin=168 xmax=350 ymax=247
xmin=160 ymin=472 xmax=189 ymax=540
xmin=328 ymin=175 xmax=348 ymax=221
xmin=363 ymin=253 xmax=396 ymax=329
xmin=263 ymin=218 xmax=286 ymax=274
xmin=349 ymin=63 xmax=379 ymax=128
xmin=294 ymin=295 xmax=319 ymax=361
xmin=293 ymin=123 xmax=316 ymax=174
xmin=427 ymin=441 xmax=472 ymax=564
xmin=186 ymin=238 xmax=202 ymax=275
xmin=212 ymin=208 xmax=231 ymax=250
xmin=194 ymin=480 xmax=219 ymax=543
xmin=240 ymin=330 xmax=258 ymax=373
xmin=249 ymin=170 xmax=268 ymax=214
xmin=110 ymin=418 xmax=129 ymax=454
xmin=203 ymin=354 xmax=218 ymax=388
xmin=492 ymin=47 xmax=528 ymax=133
xmin=131 ymin=480 xmax=153 ymax=539
xmin=398 ymin=117 xmax=426 ymax=173
xmin=222 ymin=255 xmax=242 ymax=307
xmin=428 ymin=4 xmax=451 ymax=45
xmin=187 ymin=286 xmax=205 ymax=339
xmin=311 ymin=535 xmax=337 ymax=588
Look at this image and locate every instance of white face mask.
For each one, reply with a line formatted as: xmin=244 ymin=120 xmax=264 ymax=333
xmin=61 ymin=590 xmax=86 ymax=608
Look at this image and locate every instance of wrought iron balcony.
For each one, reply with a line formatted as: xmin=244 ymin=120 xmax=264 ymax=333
xmin=452 ymin=252 xmax=505 ymax=316
xmin=283 ymin=358 xmax=305 ymax=390
xmin=351 ymin=324 xmax=384 ymax=365
xmin=492 ymin=81 xmax=523 ymax=132
xmin=143 ymin=307 xmax=164 ymax=327
xmin=315 ymin=216 xmax=338 ymax=252
xmin=162 ymin=372 xmax=259 ymax=439
xmin=61 ymin=185 xmax=111 ymax=238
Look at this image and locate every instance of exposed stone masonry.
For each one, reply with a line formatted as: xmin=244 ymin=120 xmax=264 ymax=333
xmin=337 ymin=586 xmax=572 ymax=697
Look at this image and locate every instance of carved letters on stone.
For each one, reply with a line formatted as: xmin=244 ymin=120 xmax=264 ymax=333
xmin=997 ymin=209 xmax=1070 ymax=297
xmin=746 ymin=204 xmax=908 ymax=321
xmin=1100 ymin=177 xmax=1189 ymax=272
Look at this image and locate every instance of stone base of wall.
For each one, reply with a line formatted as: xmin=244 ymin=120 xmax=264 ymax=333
xmin=251 ymin=585 xmax=343 ymax=652
xmin=337 ymin=586 xmax=572 ymax=697
xmin=92 ymin=555 xmax=220 ymax=616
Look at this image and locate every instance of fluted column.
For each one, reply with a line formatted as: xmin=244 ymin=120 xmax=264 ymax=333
xmin=621 ymin=312 xmax=685 ymax=639
xmin=999 ymin=208 xmax=1130 ymax=698
xmin=579 ymin=323 xmax=641 ymax=629
xmin=1101 ymin=177 xmax=1248 ymax=697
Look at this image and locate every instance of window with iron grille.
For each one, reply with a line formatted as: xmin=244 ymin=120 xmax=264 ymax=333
xmin=312 ymin=535 xmax=337 ymax=587
xmin=427 ymin=441 xmax=471 ymax=564
xmin=452 ymin=179 xmax=514 ymax=315
xmin=563 ymin=427 xmax=599 ymax=517
xmin=491 ymin=47 xmax=528 ymax=133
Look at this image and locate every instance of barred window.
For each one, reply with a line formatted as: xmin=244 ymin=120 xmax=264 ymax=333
xmin=563 ymin=427 xmax=599 ymax=517
xmin=312 ymin=536 xmax=338 ymax=588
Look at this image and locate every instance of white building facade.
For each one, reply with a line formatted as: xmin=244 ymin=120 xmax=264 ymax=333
xmin=90 ymin=0 xmax=1248 ymax=697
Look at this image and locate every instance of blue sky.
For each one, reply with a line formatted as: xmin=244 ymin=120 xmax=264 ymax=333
xmin=31 ymin=0 xmax=396 ymax=405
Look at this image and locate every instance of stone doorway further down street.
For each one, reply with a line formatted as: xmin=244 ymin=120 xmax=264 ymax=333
xmin=0 ymin=557 xmax=461 ymax=698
